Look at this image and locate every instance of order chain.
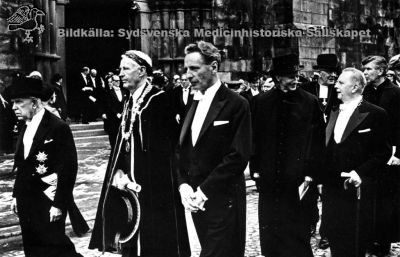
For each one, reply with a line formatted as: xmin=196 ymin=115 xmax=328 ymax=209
xmin=120 ymin=83 xmax=153 ymax=141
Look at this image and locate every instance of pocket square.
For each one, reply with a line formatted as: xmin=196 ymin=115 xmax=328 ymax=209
xmin=213 ymin=120 xmax=229 ymax=126
xmin=358 ymin=128 xmax=371 ymax=133
xmin=44 ymin=139 xmax=53 ymax=144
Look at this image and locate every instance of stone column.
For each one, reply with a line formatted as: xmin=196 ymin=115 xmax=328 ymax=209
xmin=49 ymin=0 xmax=57 ymax=54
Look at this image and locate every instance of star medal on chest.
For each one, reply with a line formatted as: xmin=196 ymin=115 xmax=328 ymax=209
xmin=36 ymin=164 xmax=47 ymax=174
xmin=36 ymin=151 xmax=48 ymax=162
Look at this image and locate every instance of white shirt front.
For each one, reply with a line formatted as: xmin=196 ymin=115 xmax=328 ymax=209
xmin=334 ymin=95 xmax=362 ymax=143
xmin=319 ymin=84 xmax=329 ymax=99
xmin=191 ymin=80 xmax=221 ymax=146
xmin=131 ymin=82 xmax=146 ymax=103
xmin=182 ymin=87 xmax=190 ymax=105
xmin=114 ymin=86 xmax=123 ymax=102
xmin=81 ymin=73 xmax=87 ymax=85
xmin=23 ymin=108 xmax=45 ymax=159
xmin=90 ymin=76 xmax=96 ymax=88
xmin=250 ymin=88 xmax=259 ymax=96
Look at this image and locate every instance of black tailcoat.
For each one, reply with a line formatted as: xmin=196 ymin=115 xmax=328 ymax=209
xmin=103 ymin=87 xmax=127 ymax=148
xmin=170 ymin=86 xmax=194 ymax=124
xmin=250 ymin=88 xmax=325 ymax=257
xmin=177 ymin=85 xmax=251 ymax=257
xmin=12 ymin=110 xmax=82 ymax=257
xmin=0 ymin=93 xmax=16 ymax=154
xmin=52 ymin=83 xmax=68 ymax=121
xmin=89 ymin=85 xmax=190 ymax=257
xmin=322 ymin=101 xmax=391 ymax=257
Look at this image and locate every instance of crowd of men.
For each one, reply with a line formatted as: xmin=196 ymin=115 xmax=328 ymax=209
xmin=4 ymin=40 xmax=400 ymax=257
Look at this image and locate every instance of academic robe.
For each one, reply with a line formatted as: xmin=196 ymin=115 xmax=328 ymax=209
xmin=89 ymin=84 xmax=190 ymax=257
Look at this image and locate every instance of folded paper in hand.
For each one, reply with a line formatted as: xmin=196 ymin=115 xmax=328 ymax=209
xmin=298 ymin=181 xmax=309 ymax=200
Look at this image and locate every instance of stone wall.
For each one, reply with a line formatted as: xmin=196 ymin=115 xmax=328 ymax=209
xmin=0 ymin=0 xmax=66 ymax=91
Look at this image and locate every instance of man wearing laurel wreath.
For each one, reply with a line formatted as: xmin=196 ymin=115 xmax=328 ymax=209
xmin=9 ymin=77 xmax=83 ymax=257
xmin=89 ymin=50 xmax=190 ymax=257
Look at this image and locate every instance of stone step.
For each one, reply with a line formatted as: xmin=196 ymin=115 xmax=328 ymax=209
xmin=69 ymin=121 xmax=104 ymax=131
xmin=74 ymin=135 xmax=109 ymax=144
xmin=72 ymin=128 xmax=106 ymax=138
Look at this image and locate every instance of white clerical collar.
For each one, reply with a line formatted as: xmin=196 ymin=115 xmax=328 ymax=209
xmin=339 ymin=95 xmax=362 ymax=111
xmin=131 ymin=82 xmax=147 ymax=102
xmin=26 ymin=108 xmax=45 ymax=127
xmin=193 ymin=79 xmax=221 ymax=101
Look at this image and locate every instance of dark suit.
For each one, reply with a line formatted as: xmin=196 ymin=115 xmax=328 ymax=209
xmin=52 ymin=83 xmax=68 ymax=121
xmin=170 ymin=86 xmax=194 ymax=124
xmin=363 ymin=79 xmax=400 ymax=245
xmin=177 ymin=84 xmax=251 ymax=257
xmin=239 ymin=88 xmax=258 ymax=105
xmin=250 ymin=88 xmax=325 ymax=257
xmin=68 ymin=73 xmax=87 ymax=121
xmin=13 ymin=110 xmax=82 ymax=257
xmin=0 ymin=93 xmax=16 ymax=154
xmin=322 ymin=101 xmax=391 ymax=257
xmin=302 ymin=81 xmax=339 ymax=122
xmin=103 ymin=86 xmax=127 ymax=149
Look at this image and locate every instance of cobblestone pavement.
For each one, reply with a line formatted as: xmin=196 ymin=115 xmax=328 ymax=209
xmin=1 ymin=141 xmax=400 ymax=257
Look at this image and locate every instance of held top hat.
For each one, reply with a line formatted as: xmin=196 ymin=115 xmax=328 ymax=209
xmin=104 ymin=187 xmax=141 ymax=247
xmin=270 ymin=54 xmax=300 ymax=76
xmin=9 ymin=77 xmax=45 ymax=99
xmin=313 ymin=54 xmax=340 ymax=71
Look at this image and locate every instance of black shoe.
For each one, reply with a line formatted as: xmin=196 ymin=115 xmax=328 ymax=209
xmin=318 ymin=237 xmax=329 ymax=249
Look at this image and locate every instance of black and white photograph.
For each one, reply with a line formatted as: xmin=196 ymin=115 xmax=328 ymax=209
xmin=1 ymin=0 xmax=400 ymax=257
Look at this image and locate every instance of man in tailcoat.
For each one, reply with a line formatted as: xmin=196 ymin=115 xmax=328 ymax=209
xmin=302 ymin=54 xmax=340 ymax=122
xmin=250 ymin=54 xmax=325 ymax=257
xmin=321 ymin=68 xmax=391 ymax=257
xmin=9 ymin=77 xmax=83 ymax=257
xmin=0 ymin=88 xmax=16 ymax=155
xmin=102 ymin=74 xmax=127 ymax=149
xmin=170 ymin=73 xmax=193 ymax=126
xmin=362 ymin=56 xmax=400 ymax=256
xmin=89 ymin=50 xmax=190 ymax=257
xmin=177 ymin=41 xmax=251 ymax=257
xmin=50 ymin=74 xmax=68 ymax=121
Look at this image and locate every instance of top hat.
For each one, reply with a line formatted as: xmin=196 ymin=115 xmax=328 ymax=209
xmin=313 ymin=54 xmax=340 ymax=71
xmin=270 ymin=54 xmax=299 ymax=76
xmin=248 ymin=72 xmax=261 ymax=83
xmin=9 ymin=77 xmax=45 ymax=99
xmin=104 ymin=187 xmax=141 ymax=245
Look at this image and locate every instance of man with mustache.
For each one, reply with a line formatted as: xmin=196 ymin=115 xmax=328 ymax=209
xmin=250 ymin=54 xmax=325 ymax=257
